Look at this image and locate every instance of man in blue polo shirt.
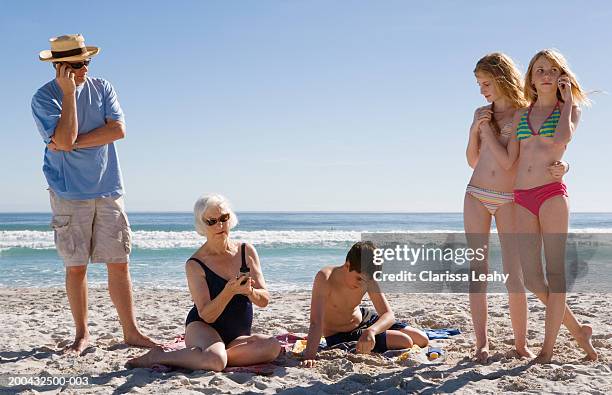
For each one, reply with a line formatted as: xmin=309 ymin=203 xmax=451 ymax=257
xmin=32 ymin=34 xmax=155 ymax=354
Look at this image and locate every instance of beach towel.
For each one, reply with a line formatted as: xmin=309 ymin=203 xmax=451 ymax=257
xmin=424 ymin=328 xmax=461 ymax=340
xmin=289 ymin=336 xmax=327 ymax=355
xmin=276 ymin=332 xmax=308 ymax=354
xmin=160 ymin=334 xmax=186 ymax=351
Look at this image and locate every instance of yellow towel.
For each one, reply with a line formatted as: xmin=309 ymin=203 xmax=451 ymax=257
xmin=292 ymin=339 xmax=308 ymax=354
xmin=292 ymin=338 xmax=325 ymax=354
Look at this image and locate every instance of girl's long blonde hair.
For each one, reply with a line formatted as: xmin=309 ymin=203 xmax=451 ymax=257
xmin=524 ymin=49 xmax=590 ymax=106
xmin=474 ymin=53 xmax=528 ymax=134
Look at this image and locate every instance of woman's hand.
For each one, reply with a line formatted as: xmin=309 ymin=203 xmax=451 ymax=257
xmin=225 ymin=275 xmax=254 ymax=296
xmin=558 ymin=75 xmax=573 ymax=104
xmin=479 ymin=121 xmax=496 ymax=145
xmin=471 ymin=107 xmax=493 ymax=133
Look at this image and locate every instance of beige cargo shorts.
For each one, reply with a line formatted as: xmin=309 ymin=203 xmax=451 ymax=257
xmin=49 ymin=189 xmax=132 ymax=266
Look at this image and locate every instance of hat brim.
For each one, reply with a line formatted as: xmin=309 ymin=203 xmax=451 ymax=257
xmin=39 ymin=46 xmax=100 ymax=62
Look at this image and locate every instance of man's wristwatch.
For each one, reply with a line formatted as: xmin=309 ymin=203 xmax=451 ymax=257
xmin=72 ymin=141 xmax=79 ymax=151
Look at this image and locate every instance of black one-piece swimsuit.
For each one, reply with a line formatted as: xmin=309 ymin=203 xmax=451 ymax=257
xmin=185 ymin=243 xmax=253 ymax=344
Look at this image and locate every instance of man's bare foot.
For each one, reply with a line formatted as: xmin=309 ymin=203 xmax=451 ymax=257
xmin=126 ymin=346 xmax=165 ymax=368
xmin=574 ymin=325 xmax=598 ymax=361
xmin=64 ymin=333 xmax=91 ymax=355
xmin=515 ymin=345 xmax=536 ymax=359
xmin=474 ymin=344 xmax=490 ymax=363
xmin=124 ymin=331 xmax=158 ymax=348
xmin=531 ymin=351 xmax=552 ymax=364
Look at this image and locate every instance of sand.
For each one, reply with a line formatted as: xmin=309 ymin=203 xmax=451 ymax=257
xmin=0 ymin=287 xmax=611 ymax=394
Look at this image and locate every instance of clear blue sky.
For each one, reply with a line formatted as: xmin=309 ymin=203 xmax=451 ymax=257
xmin=1 ymin=1 xmax=611 ymax=212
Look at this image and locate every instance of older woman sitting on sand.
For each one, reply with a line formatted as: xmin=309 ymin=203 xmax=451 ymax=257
xmin=128 ymin=194 xmax=281 ymax=371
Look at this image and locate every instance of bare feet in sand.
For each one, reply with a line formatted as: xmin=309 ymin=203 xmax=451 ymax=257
xmin=474 ymin=344 xmax=490 ymax=363
xmin=515 ymin=345 xmax=536 ymax=359
xmin=531 ymin=350 xmax=553 ymax=364
xmin=124 ymin=331 xmax=158 ymax=348
xmin=574 ymin=324 xmax=598 ymax=361
xmin=127 ymin=346 xmax=165 ymax=368
xmin=530 ymin=324 xmax=597 ymax=364
xmin=64 ymin=333 xmax=91 ymax=355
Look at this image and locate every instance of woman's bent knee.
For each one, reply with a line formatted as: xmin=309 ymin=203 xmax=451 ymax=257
xmin=199 ymin=350 xmax=227 ymax=372
xmin=264 ymin=338 xmax=282 ymax=361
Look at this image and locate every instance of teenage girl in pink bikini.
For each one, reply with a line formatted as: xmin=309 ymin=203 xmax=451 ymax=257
xmin=465 ymin=53 xmax=567 ymax=363
xmin=508 ymin=49 xmax=597 ymax=363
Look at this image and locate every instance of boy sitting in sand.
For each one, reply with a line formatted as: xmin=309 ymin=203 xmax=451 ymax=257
xmin=301 ymin=241 xmax=429 ymax=367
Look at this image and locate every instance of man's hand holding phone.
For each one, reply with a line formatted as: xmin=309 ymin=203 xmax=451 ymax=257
xmin=55 ymin=63 xmax=76 ymax=95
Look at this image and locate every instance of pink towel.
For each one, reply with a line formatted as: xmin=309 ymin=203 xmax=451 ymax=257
xmin=160 ymin=334 xmax=186 ymax=351
xmin=275 ymin=332 xmax=307 ymax=353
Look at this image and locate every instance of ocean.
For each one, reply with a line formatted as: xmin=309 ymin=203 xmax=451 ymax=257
xmin=1 ymin=212 xmax=612 ymax=290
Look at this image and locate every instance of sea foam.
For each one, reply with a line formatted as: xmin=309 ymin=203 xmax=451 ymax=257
xmin=2 ymin=228 xmax=611 ymax=251
xmin=0 ymin=230 xmax=361 ymax=251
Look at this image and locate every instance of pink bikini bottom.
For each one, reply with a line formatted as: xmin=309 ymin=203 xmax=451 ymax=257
xmin=514 ymin=182 xmax=568 ymax=217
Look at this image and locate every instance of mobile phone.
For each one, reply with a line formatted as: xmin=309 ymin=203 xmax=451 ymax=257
xmin=239 ymin=266 xmax=251 ymax=285
xmin=556 ymin=74 xmax=567 ymax=101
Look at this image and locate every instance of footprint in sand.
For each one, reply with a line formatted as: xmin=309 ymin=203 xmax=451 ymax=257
xmin=158 ymin=325 xmax=178 ymax=330
xmin=80 ymin=346 xmax=97 ymax=356
xmin=57 ymin=339 xmax=72 ymax=348
xmin=227 ymin=372 xmax=252 ymax=384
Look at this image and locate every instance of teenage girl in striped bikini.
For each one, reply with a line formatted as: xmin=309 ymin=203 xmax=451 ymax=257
xmin=464 ymin=53 xmax=567 ymax=363
xmin=507 ymin=49 xmax=597 ymax=363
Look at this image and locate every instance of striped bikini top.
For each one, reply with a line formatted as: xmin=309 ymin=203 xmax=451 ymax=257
xmin=516 ymin=102 xmax=560 ymax=140
xmin=500 ymin=122 xmax=513 ymax=137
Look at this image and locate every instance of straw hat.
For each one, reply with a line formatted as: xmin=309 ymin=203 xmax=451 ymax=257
xmin=39 ymin=34 xmax=100 ymax=62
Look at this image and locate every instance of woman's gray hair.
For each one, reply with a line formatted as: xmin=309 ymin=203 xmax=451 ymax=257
xmin=194 ymin=194 xmax=239 ymax=236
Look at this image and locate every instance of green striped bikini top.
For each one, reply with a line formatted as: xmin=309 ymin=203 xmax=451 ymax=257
xmin=516 ymin=102 xmax=560 ymax=140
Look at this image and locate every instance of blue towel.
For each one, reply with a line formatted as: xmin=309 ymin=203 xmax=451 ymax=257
xmin=425 ymin=328 xmax=461 ymax=340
